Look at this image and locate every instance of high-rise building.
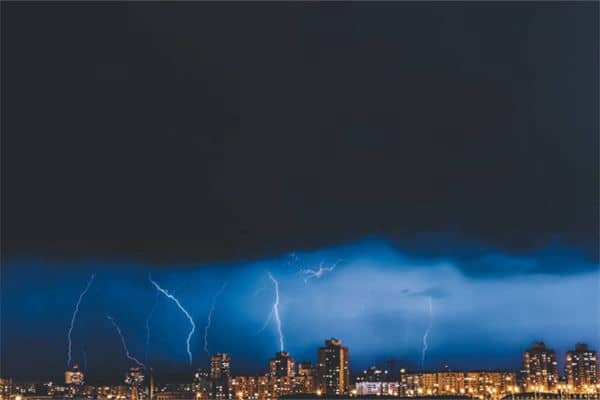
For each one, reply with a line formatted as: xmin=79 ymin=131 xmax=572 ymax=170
xmin=211 ymin=354 xmax=232 ymax=400
xmin=522 ymin=342 xmax=559 ymax=392
xmin=269 ymin=352 xmax=295 ymax=378
xmin=125 ymin=367 xmax=145 ymax=400
xmin=65 ymin=364 xmax=85 ymax=386
xmin=194 ymin=369 xmax=211 ymax=400
xmin=267 ymin=351 xmax=296 ymax=398
xmin=211 ymin=354 xmax=232 ymax=380
xmin=0 ymin=378 xmax=12 ymax=400
xmin=565 ymin=343 xmax=599 ymax=393
xmin=316 ymin=338 xmax=349 ymax=395
xmin=64 ymin=364 xmax=85 ymax=398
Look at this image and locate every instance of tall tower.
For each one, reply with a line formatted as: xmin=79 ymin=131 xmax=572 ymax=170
xmin=522 ymin=342 xmax=559 ymax=392
xmin=566 ymin=343 xmax=599 ymax=392
xmin=210 ymin=354 xmax=231 ymax=400
xmin=125 ymin=367 xmax=145 ymax=400
xmin=65 ymin=364 xmax=84 ymax=397
xmin=316 ymin=338 xmax=350 ymax=395
xmin=211 ymin=353 xmax=231 ymax=380
xmin=194 ymin=369 xmax=211 ymax=400
xmin=269 ymin=351 xmax=295 ymax=378
xmin=65 ymin=364 xmax=85 ymax=385
xmin=268 ymin=351 xmax=296 ymax=397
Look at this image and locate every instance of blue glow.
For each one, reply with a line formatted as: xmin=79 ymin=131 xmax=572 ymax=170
xmin=2 ymin=239 xmax=598 ymax=381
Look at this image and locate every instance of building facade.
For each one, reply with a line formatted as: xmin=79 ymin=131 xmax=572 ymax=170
xmin=124 ymin=367 xmax=145 ymax=400
xmin=522 ymin=342 xmax=559 ymax=392
xmin=211 ymin=354 xmax=232 ymax=400
xmin=565 ymin=344 xmax=599 ymax=393
xmin=296 ymin=362 xmax=316 ymax=394
xmin=399 ymin=370 xmax=517 ymax=399
xmin=316 ymin=338 xmax=349 ymax=395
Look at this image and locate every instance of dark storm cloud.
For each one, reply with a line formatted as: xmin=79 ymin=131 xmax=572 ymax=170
xmin=2 ymin=3 xmax=598 ymax=270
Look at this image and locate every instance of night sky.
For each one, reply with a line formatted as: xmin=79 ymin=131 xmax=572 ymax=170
xmin=1 ymin=2 xmax=598 ymax=383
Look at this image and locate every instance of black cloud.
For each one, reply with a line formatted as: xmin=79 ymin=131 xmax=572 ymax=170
xmin=2 ymin=3 xmax=598 ymax=268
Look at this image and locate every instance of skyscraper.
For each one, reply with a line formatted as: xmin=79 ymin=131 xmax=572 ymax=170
xmin=565 ymin=343 xmax=599 ymax=392
xmin=64 ymin=364 xmax=85 ymax=398
xmin=211 ymin=354 xmax=231 ymax=400
xmin=316 ymin=338 xmax=350 ymax=395
xmin=267 ymin=351 xmax=296 ymax=397
xmin=211 ymin=353 xmax=231 ymax=380
xmin=65 ymin=364 xmax=84 ymax=386
xmin=269 ymin=352 xmax=295 ymax=378
xmin=522 ymin=342 xmax=559 ymax=392
xmin=125 ymin=367 xmax=145 ymax=400
xmin=194 ymin=369 xmax=211 ymax=400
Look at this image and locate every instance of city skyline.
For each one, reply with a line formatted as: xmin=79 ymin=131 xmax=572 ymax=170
xmin=4 ymin=339 xmax=599 ymax=394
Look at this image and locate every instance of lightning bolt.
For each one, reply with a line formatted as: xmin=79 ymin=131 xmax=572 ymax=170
xmin=299 ymin=259 xmax=341 ymax=283
xmin=254 ymin=309 xmax=273 ymax=335
xmin=148 ymin=274 xmax=196 ymax=366
xmin=268 ymin=272 xmax=284 ymax=352
xmin=67 ymin=273 xmax=96 ymax=367
xmin=204 ymin=282 xmax=227 ymax=356
xmin=106 ymin=315 xmax=146 ymax=369
xmin=421 ymin=297 xmax=433 ymax=370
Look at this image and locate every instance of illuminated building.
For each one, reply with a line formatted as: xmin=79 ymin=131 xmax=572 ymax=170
xmin=355 ymin=382 xmax=399 ymax=396
xmin=296 ymin=362 xmax=316 ymax=394
xmin=125 ymin=367 xmax=145 ymax=400
xmin=212 ymin=354 xmax=232 ymax=380
xmin=565 ymin=344 xmax=599 ymax=393
xmin=399 ymin=369 xmax=516 ymax=399
xmin=194 ymin=369 xmax=211 ymax=400
xmin=356 ymin=366 xmax=389 ymax=383
xmin=64 ymin=364 xmax=84 ymax=397
xmin=316 ymin=338 xmax=349 ymax=395
xmin=0 ymin=378 xmax=11 ymax=400
xmin=155 ymin=392 xmax=195 ymax=400
xmin=65 ymin=365 xmax=84 ymax=386
xmin=211 ymin=354 xmax=232 ymax=400
xmin=463 ymin=371 xmax=516 ymax=399
xmin=230 ymin=376 xmax=254 ymax=400
xmin=270 ymin=352 xmax=295 ymax=378
xmin=230 ymin=376 xmax=272 ymax=400
xmin=355 ymin=366 xmax=397 ymax=396
xmin=522 ymin=342 xmax=559 ymax=392
xmin=268 ymin=352 xmax=296 ymax=398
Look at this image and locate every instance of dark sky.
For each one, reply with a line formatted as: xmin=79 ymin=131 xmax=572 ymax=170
xmin=1 ymin=2 xmax=599 ymax=383
xmin=2 ymin=2 xmax=598 ymax=266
